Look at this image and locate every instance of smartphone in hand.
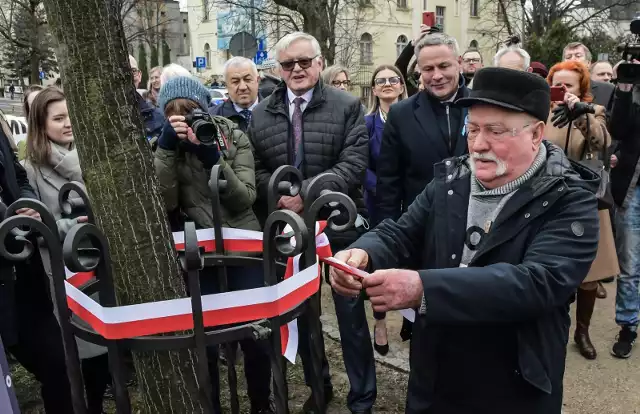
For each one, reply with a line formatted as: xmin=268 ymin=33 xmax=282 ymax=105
xmin=422 ymin=12 xmax=435 ymax=27
xmin=550 ymin=85 xmax=566 ymax=102
xmin=321 ymin=257 xmax=370 ymax=280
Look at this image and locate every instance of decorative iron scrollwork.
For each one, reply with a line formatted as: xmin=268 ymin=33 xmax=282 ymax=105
xmin=58 ymin=181 xmax=94 ymax=224
xmin=268 ymin=165 xmax=304 ymax=213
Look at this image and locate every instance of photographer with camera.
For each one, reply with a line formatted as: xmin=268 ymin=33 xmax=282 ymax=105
xmin=154 ymin=76 xmax=274 ymax=414
xmin=609 ymin=55 xmax=640 ymax=359
xmin=544 ymin=60 xmax=619 ymax=361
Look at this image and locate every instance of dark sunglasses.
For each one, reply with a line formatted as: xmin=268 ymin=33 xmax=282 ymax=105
xmin=279 ymin=55 xmax=319 ymax=71
xmin=332 ymin=80 xmax=352 ymax=87
xmin=374 ymin=76 xmax=401 ymax=86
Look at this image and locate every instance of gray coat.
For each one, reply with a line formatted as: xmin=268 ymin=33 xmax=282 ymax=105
xmin=23 ymin=159 xmax=84 ymax=239
xmin=24 ymin=158 xmax=106 ymax=360
xmin=248 ymin=81 xmax=369 ymax=222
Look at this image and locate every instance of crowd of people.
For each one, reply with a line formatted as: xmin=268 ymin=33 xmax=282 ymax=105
xmin=0 ymin=24 xmax=638 ymax=414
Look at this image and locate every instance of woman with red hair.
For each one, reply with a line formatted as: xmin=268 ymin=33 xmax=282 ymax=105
xmin=544 ymin=60 xmax=619 ymax=361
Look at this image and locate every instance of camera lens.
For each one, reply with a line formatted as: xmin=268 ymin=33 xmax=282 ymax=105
xmin=192 ymin=120 xmax=217 ymax=145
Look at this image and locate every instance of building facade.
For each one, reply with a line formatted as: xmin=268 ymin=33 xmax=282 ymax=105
xmin=185 ymin=0 xmax=517 ymax=87
xmin=124 ymin=0 xmax=192 ymax=76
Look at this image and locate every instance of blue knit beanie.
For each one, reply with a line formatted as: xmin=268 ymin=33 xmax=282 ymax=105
xmin=158 ymin=76 xmax=211 ymax=112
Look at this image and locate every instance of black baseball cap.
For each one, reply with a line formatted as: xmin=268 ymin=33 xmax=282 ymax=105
xmin=456 ymin=67 xmax=551 ymax=122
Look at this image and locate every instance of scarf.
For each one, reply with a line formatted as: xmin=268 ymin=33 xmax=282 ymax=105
xmin=48 ymin=142 xmax=83 ymax=183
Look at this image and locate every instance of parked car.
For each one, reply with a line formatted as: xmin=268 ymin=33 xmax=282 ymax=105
xmin=209 ymin=88 xmax=228 ymax=106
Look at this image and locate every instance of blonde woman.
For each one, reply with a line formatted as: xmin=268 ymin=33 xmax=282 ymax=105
xmin=322 ymin=65 xmax=352 ymax=91
xmin=364 ymin=64 xmax=407 ymax=355
xmin=147 ymin=66 xmax=162 ymax=107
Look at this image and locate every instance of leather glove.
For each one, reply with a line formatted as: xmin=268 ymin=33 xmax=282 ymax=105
xmin=569 ymin=102 xmax=595 ymax=121
xmin=551 ymin=104 xmax=570 ymax=129
xmin=157 ymin=120 xmax=179 ymax=150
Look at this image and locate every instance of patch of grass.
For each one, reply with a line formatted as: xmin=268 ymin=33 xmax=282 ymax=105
xmin=11 ymin=334 xmax=408 ymax=413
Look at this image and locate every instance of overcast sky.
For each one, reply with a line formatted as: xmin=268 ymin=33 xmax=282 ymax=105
xmin=178 ymin=0 xmax=186 ymax=11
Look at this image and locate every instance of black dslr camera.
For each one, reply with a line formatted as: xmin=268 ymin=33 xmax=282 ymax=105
xmin=616 ymin=17 xmax=640 ymax=84
xmin=184 ymin=109 xmax=220 ymax=146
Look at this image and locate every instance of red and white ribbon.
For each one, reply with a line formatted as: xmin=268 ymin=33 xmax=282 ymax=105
xmin=64 ymin=222 xmax=331 ymax=364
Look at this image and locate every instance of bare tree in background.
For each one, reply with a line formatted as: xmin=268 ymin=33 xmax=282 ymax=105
xmin=0 ymin=0 xmax=57 ymax=83
xmin=41 ymin=0 xmax=204 ymax=411
xmin=120 ymin=0 xmax=180 ymax=65
xmin=209 ymin=0 xmax=386 ymax=67
xmin=467 ymin=0 xmax=637 ymax=49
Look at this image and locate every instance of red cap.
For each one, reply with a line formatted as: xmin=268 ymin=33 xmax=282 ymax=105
xmin=530 ymin=62 xmax=548 ymax=78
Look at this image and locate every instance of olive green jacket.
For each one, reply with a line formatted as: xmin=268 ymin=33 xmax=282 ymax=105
xmin=154 ymin=116 xmax=260 ymax=232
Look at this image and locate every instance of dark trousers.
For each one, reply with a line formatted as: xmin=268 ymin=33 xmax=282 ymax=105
xmin=198 ymin=265 xmax=272 ymax=412
xmin=81 ymin=353 xmax=111 ymax=414
xmin=7 ymin=310 xmax=74 ymax=414
xmin=331 ymin=288 xmax=377 ymax=411
xmin=298 ymin=297 xmax=333 ymax=391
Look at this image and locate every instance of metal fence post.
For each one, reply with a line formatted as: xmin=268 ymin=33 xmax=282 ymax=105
xmin=183 ymin=221 xmax=214 ymax=413
xmin=262 ymin=209 xmax=308 ymax=414
xmin=0 ymin=199 xmax=88 ymax=414
xmin=302 ymin=173 xmax=357 ymax=413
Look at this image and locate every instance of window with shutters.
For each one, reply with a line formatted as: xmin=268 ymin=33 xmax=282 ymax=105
xmin=204 ymin=43 xmax=211 ymax=68
xmin=470 ymin=0 xmax=479 ymax=17
xmin=360 ymin=33 xmax=373 ymax=65
xmin=436 ymin=6 xmax=445 ymax=30
xmin=396 ymin=35 xmax=408 ymax=58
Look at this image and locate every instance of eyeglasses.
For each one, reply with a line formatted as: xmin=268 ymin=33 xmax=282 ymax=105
xmin=374 ymin=76 xmax=402 ymax=86
xmin=465 ymin=123 xmax=532 ymax=141
xmin=332 ymin=80 xmax=352 ymax=87
xmin=279 ymin=55 xmax=319 ymax=71
xmin=463 ymin=58 xmax=481 ymax=64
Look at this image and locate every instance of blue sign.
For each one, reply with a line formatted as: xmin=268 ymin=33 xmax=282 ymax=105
xmin=39 ymin=71 xmax=46 ymax=80
xmin=258 ymin=37 xmax=266 ymax=51
xmin=254 ymin=51 xmax=268 ymax=65
xmin=195 ymin=57 xmax=206 ymax=69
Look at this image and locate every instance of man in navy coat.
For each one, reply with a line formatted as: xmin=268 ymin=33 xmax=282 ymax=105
xmin=373 ymin=32 xmax=469 ymax=225
xmin=331 ymin=68 xmax=600 ymax=413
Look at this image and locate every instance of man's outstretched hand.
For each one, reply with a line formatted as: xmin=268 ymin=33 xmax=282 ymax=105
xmin=329 ymin=249 xmax=369 ymax=297
xmin=363 ymin=269 xmax=423 ymax=313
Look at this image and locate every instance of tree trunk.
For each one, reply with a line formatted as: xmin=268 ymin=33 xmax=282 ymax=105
xmin=41 ymin=0 xmax=204 ymax=412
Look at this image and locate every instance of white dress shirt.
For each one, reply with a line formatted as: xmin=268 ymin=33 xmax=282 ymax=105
xmin=287 ymin=88 xmax=314 ymax=120
xmin=233 ymin=98 xmax=259 ymax=114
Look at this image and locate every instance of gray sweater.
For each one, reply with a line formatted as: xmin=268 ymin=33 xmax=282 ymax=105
xmin=461 ymin=145 xmax=547 ymax=266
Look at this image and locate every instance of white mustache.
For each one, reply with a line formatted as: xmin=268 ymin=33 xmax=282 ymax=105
xmin=470 ymin=152 xmax=508 ymax=176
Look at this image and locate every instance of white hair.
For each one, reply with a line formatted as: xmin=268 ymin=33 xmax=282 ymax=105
xmin=160 ymin=63 xmax=192 ymax=86
xmin=223 ymin=56 xmax=258 ymax=78
xmin=493 ymin=46 xmax=531 ymax=71
xmin=414 ymin=33 xmax=460 ymax=58
xmin=274 ymin=32 xmax=322 ymax=65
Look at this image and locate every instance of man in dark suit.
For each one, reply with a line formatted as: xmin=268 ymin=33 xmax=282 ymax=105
xmin=210 ymin=56 xmax=260 ymax=133
xmin=0 ymin=126 xmax=74 ymax=413
xmin=563 ymin=42 xmax=614 ymax=107
xmin=375 ymin=31 xmax=469 ymax=224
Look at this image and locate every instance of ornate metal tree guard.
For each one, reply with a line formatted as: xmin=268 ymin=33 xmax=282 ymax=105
xmin=0 ymin=167 xmax=357 ymax=414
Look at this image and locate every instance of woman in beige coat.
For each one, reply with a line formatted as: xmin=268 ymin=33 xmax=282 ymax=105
xmin=544 ymin=60 xmax=619 ymax=360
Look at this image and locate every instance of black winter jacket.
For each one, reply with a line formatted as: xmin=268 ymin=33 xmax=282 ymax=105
xmin=0 ymin=127 xmax=41 ymax=346
xmin=609 ymin=86 xmax=640 ymax=208
xmin=248 ymin=81 xmax=369 ymax=223
xmin=351 ymin=142 xmax=599 ymax=414
xmin=210 ymin=99 xmax=251 ymax=133
xmin=374 ymin=81 xmax=469 ymax=224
